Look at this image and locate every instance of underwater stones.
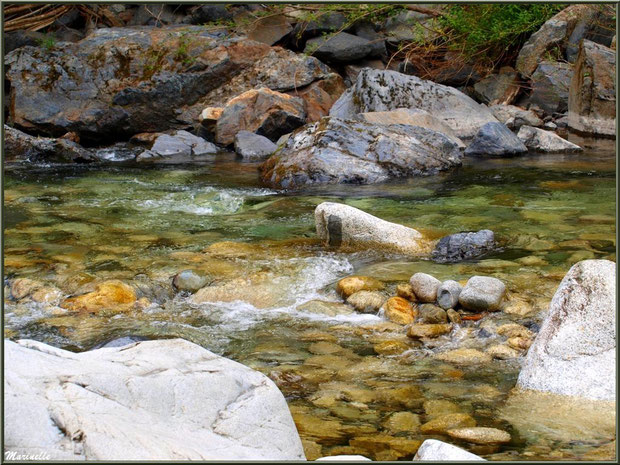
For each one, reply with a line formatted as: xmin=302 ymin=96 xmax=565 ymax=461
xmin=420 ymin=413 xmax=476 ymax=434
xmin=458 ymin=276 xmax=506 ymax=312
xmin=517 ymin=126 xmax=582 ymax=152
xmin=407 ymin=324 xmax=452 ymax=339
xmin=409 ymin=273 xmax=441 ymax=302
xmin=382 ymin=297 xmax=415 ymax=325
xmin=464 ymin=122 xmax=527 ymax=157
xmin=61 ymin=280 xmax=137 ymax=314
xmin=297 ymin=300 xmax=355 ymax=317
xmin=446 ymin=309 xmax=462 ymax=324
xmin=10 ymin=278 xmax=43 ymax=300
xmin=234 ymin=130 xmax=277 ymax=161
xmin=172 ymin=270 xmax=211 ymax=293
xmin=347 ymin=291 xmax=387 ymax=314
xmin=329 ymin=68 xmax=499 ymax=138
xmin=373 ymin=340 xmax=410 ymax=356
xmin=432 ymin=230 xmax=495 ymax=263
xmin=435 ymin=348 xmax=492 ymax=366
xmin=447 ymin=427 xmax=511 ymax=445
xmin=417 ymin=304 xmax=448 ymax=324
xmin=414 ymin=439 xmax=486 ymax=461
xmin=315 ymin=202 xmax=430 ymax=255
xmin=486 ymin=344 xmax=521 ymax=360
xmin=261 ymin=117 xmax=463 ymax=188
xmin=336 ymin=276 xmax=384 ymax=298
xmin=423 ymin=399 xmax=463 ymax=418
xmin=436 ymin=280 xmax=462 ymax=310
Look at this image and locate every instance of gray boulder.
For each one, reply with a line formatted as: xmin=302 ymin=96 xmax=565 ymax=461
xmin=517 ymin=126 xmax=582 ymax=152
xmin=490 ymin=105 xmax=543 ymax=129
xmin=437 ymin=280 xmax=463 ymax=310
xmin=464 ymin=122 xmax=528 ymax=157
xmin=473 ymin=66 xmax=519 ymax=105
xmin=4 ymin=125 xmax=95 ymax=163
xmin=234 ymin=131 xmax=277 ymax=161
xmin=137 ymin=130 xmax=218 ymax=162
xmin=517 ymin=260 xmax=615 ymax=401
xmin=432 ymin=230 xmax=496 ymax=263
xmin=459 ymin=276 xmax=506 ymax=312
xmin=314 ymin=202 xmax=429 ymax=255
xmin=305 ymin=32 xmax=373 ymax=63
xmin=260 ymin=117 xmax=463 ymax=188
xmin=410 ymin=273 xmax=441 ymax=303
xmin=528 ymin=61 xmax=573 ymax=115
xmin=3 ymin=338 xmax=306 ymax=460
xmin=516 ymin=18 xmax=568 ymax=77
xmin=568 ymin=40 xmax=616 ymax=136
xmin=413 ymin=439 xmax=485 ymax=461
xmin=329 ymin=68 xmax=499 ymax=138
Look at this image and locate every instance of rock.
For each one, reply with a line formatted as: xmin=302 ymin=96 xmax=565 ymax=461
xmin=436 ymin=280 xmax=462 ymax=310
xmin=407 ymin=324 xmax=452 ymax=339
xmin=528 ymin=61 xmax=573 ymax=115
xmin=417 ymin=304 xmax=448 ymax=324
xmin=423 ymin=399 xmax=464 ymax=418
xmin=413 ymin=439 xmax=486 ymax=461
xmin=396 ymin=283 xmax=417 ymax=302
xmin=374 ymin=340 xmax=410 ymax=355
xmin=316 ymin=456 xmax=371 ymax=461
xmin=383 ymin=412 xmax=421 ymax=434
xmin=432 ymin=230 xmax=496 ymax=263
xmin=356 ymin=108 xmax=465 ymax=148
xmin=507 ymin=336 xmax=532 ymax=351
xmin=565 ymin=5 xmax=616 ymax=62
xmin=315 ymin=202 xmax=431 ymax=255
xmin=291 ymin=12 xmax=347 ymax=44
xmin=568 ymin=40 xmax=616 ymax=137
xmin=61 ymin=280 xmax=137 ymax=314
xmin=10 ymin=278 xmax=43 ymax=300
xmin=186 ymin=4 xmax=233 ymax=24
xmin=336 ymin=276 xmax=384 ymax=298
xmin=4 ymin=339 xmax=305 ymax=460
xmin=348 ymin=435 xmax=422 ymax=460
xmin=496 ymin=323 xmax=534 ymax=339
xmin=5 ymin=31 xmax=330 ymax=142
xmin=329 ymin=68 xmax=499 ymax=138
xmin=286 ymin=73 xmax=346 ymax=123
xmin=435 ymin=348 xmax=492 ymax=365
xmin=409 ymin=273 xmax=441 ymax=302
xmin=215 ymin=88 xmax=306 ymax=145
xmin=486 ymin=344 xmax=521 ymax=360
xmin=138 ymin=130 xmax=218 ymax=162
xmin=233 ymin=131 xmax=277 ymax=160
xmin=446 ymin=309 xmax=462 ymax=324
xmin=4 ymin=30 xmax=47 ymax=54
xmin=464 ymin=122 xmax=528 ymax=157
xmin=459 ymin=276 xmax=506 ymax=312
xmin=4 ymin=125 xmax=95 ymax=163
xmin=447 ymin=427 xmax=511 ymax=445
xmin=172 ymin=270 xmax=211 ymax=292
xmin=383 ymin=297 xmax=415 ymax=325
xmin=473 ymin=67 xmax=520 ymax=105
xmin=490 ymin=105 xmax=543 ymax=130
xmin=420 ymin=413 xmax=476 ymax=434
xmin=347 ymin=291 xmax=387 ymax=314
xmin=305 ymin=32 xmax=373 ymax=63
xmin=296 ymin=300 xmax=355 ymax=317
xmin=247 ymin=14 xmax=292 ymax=46
xmin=260 ymin=117 xmax=463 ymax=188
xmin=517 ymin=126 xmax=582 ymax=152
xmin=198 ymin=107 xmax=223 ymax=139
xmin=352 ymin=22 xmax=387 ymax=58
xmin=517 ymin=259 xmax=615 ymax=400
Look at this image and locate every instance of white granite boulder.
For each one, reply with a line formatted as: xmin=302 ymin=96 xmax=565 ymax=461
xmin=413 ymin=439 xmax=485 ymax=461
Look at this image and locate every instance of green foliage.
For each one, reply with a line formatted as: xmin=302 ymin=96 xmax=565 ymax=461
xmin=437 ymin=3 xmax=566 ymax=65
xmin=37 ymin=34 xmax=56 ymax=51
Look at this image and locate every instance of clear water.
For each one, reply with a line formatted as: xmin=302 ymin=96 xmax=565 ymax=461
xmin=3 ymin=139 xmax=616 ymax=460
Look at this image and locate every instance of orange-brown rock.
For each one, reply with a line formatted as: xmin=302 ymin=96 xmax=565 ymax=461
xmin=61 ymin=280 xmax=136 ymax=314
xmin=383 ymin=297 xmax=415 ymax=325
xmin=336 ymin=276 xmax=384 ymax=298
xmin=287 ymin=73 xmax=346 ymax=122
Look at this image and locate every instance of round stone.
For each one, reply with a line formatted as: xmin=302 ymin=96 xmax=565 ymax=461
xmin=409 ymin=273 xmax=441 ymax=302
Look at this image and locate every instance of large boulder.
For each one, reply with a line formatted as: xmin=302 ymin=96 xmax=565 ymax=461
xmin=432 ymin=230 xmax=496 ymax=263
xmin=4 ymin=338 xmax=305 ymax=460
xmin=259 ymin=117 xmax=463 ymax=188
xmin=314 ymin=202 xmax=431 ymax=255
xmin=234 ymin=131 xmax=277 ymax=161
xmin=329 ymin=68 xmax=499 ymax=138
xmin=137 ymin=130 xmax=219 ymax=162
xmin=304 ymin=32 xmax=374 ymax=63
xmin=5 ymin=28 xmax=331 ymax=142
xmin=517 ymin=126 xmax=582 ymax=153
xmin=568 ymin=40 xmax=616 ymax=137
xmin=215 ymin=88 xmax=306 ymax=145
xmin=517 ymin=260 xmax=615 ymax=400
xmin=528 ymin=61 xmax=573 ymax=115
xmin=464 ymin=122 xmax=528 ymax=157
xmin=473 ymin=67 xmax=520 ymax=105
xmin=489 ymin=105 xmax=543 ymax=130
xmin=413 ymin=439 xmax=485 ymax=461
xmin=4 ymin=125 xmax=95 ymax=163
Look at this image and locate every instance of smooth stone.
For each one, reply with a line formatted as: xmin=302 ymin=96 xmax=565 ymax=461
xmin=316 ymin=202 xmax=431 ymax=255
xmin=308 ymin=342 xmax=344 ymax=355
xmin=432 ymin=230 xmax=495 ymax=263
xmin=383 ymin=412 xmax=421 ymax=434
xmin=458 ymin=276 xmax=506 ymax=312
xmin=409 ymin=273 xmax=441 ymax=302
xmin=407 ymin=324 xmax=452 ymax=339
xmin=373 ymin=340 xmax=410 ymax=356
xmin=517 ymin=126 xmax=582 ymax=152
xmin=496 ymin=323 xmax=534 ymax=339
xmin=347 ymin=291 xmax=387 ymax=314
xmin=383 ymin=297 xmax=415 ymax=325
xmin=447 ymin=427 xmax=511 ymax=445
xmin=437 ymin=280 xmax=462 ymax=309
xmin=233 ymin=130 xmax=277 ymax=161
xmin=517 ymin=260 xmax=615 ymax=400
xmin=507 ymin=336 xmax=532 ymax=351
xmin=336 ymin=276 xmax=384 ymax=298
xmin=423 ymin=399 xmax=463 ymax=418
xmin=446 ymin=309 xmax=462 ymax=324
xmin=417 ymin=304 xmax=448 ymax=324
xmin=464 ymin=122 xmax=528 ymax=157
xmin=60 ymin=280 xmax=136 ymax=314
xmin=413 ymin=439 xmax=486 ymax=461
xmin=486 ymin=344 xmax=521 ymax=360
xmin=434 ymin=348 xmax=492 ymax=365
xmin=420 ymin=413 xmax=477 ymax=434
xmin=4 ymin=339 xmax=305 ymax=460
xmin=172 ymin=270 xmax=210 ymax=293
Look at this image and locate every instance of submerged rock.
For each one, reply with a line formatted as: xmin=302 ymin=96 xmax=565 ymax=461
xmin=407 ymin=324 xmax=452 ymax=339
xmin=336 ymin=276 xmax=384 ymax=298
xmin=464 ymin=122 xmax=527 ymax=157
xmin=315 ymin=202 xmax=431 ymax=255
xmin=347 ymin=291 xmax=387 ymax=314
xmin=417 ymin=304 xmax=448 ymax=324
xmin=516 ymin=126 xmax=582 ymax=152
xmin=297 ymin=300 xmax=355 ymax=317
xmin=61 ymin=280 xmax=137 ymax=314
xmin=172 ymin=270 xmax=211 ymax=293
xmin=432 ymin=230 xmax=496 ymax=263
xmin=517 ymin=259 xmax=615 ymax=400
xmin=260 ymin=117 xmax=463 ymax=188
xmin=413 ymin=439 xmax=486 ymax=461
xmin=447 ymin=427 xmax=511 ymax=445
xmin=234 ymin=131 xmax=277 ymax=161
xmin=4 ymin=339 xmax=305 ymax=460
xmin=329 ymin=68 xmax=499 ymax=138
xmin=420 ymin=413 xmax=476 ymax=434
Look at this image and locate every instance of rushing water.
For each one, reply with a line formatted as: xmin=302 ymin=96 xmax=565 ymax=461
xmin=3 ymin=137 xmax=616 ymax=460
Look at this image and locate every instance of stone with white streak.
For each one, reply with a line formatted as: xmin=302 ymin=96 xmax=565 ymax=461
xmin=3 ymin=338 xmax=306 ymax=460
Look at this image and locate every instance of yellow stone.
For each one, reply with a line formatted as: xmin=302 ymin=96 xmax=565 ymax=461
xmin=383 ymin=296 xmax=415 ymax=325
